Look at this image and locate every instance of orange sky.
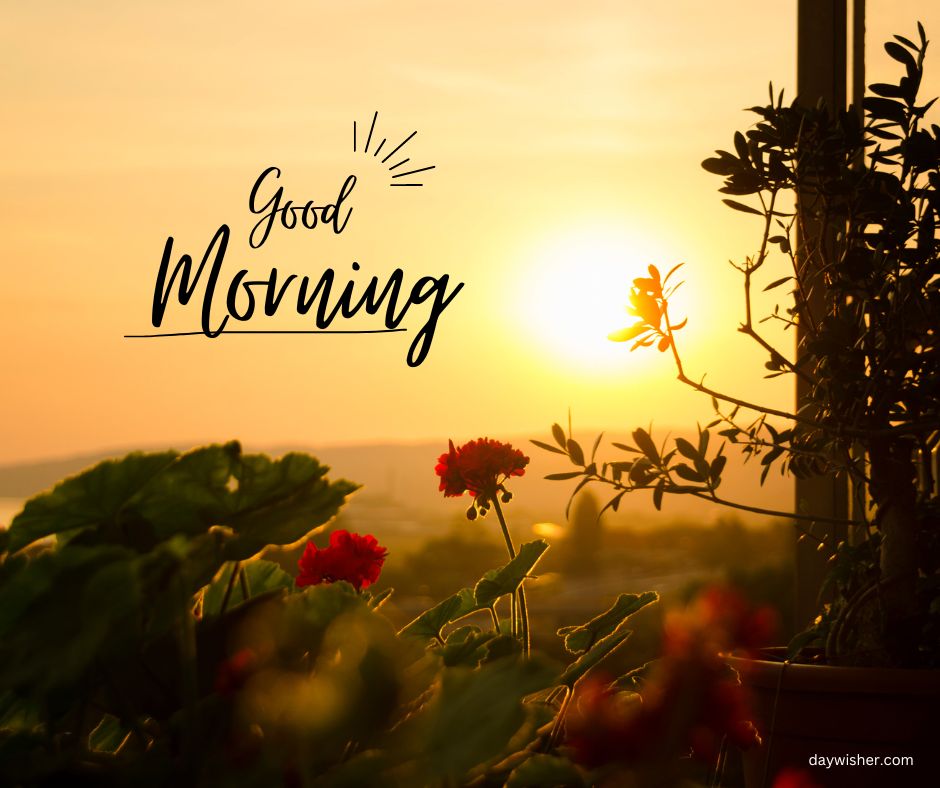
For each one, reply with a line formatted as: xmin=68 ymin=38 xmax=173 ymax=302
xmin=1 ymin=1 xmax=936 ymax=463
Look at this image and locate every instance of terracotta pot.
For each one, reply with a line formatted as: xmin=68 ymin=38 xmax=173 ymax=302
xmin=726 ymin=649 xmax=940 ymax=788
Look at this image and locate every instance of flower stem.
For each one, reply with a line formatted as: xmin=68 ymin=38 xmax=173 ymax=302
xmin=489 ymin=606 xmax=502 ymax=634
xmin=492 ymin=496 xmax=530 ymax=657
xmin=547 ymin=687 xmax=572 ymax=750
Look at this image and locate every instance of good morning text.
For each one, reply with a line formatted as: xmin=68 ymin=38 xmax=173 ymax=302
xmin=141 ymin=166 xmax=463 ymax=367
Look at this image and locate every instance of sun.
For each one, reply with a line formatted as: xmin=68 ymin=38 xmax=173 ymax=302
xmin=515 ymin=226 xmax=680 ymax=372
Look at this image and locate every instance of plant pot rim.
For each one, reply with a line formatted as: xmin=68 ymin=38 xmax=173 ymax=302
xmin=726 ymin=647 xmax=940 ymax=695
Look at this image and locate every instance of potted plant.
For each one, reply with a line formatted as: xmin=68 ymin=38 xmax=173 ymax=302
xmin=537 ymin=24 xmax=940 ymax=787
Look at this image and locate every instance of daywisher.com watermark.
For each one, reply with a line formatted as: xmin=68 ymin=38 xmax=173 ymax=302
xmin=809 ymin=753 xmax=915 ymax=769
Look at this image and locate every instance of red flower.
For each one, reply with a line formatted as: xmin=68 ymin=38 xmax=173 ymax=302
xmin=773 ymin=768 xmax=823 ymax=788
xmin=296 ymin=530 xmax=388 ymax=591
xmin=683 ymin=584 xmax=779 ymax=654
xmin=568 ymin=587 xmax=769 ymax=771
xmin=435 ymin=438 xmax=529 ymax=502
xmin=435 ymin=440 xmax=466 ymax=497
xmin=214 ymin=648 xmax=259 ymax=696
xmin=566 ymin=678 xmax=662 ymax=767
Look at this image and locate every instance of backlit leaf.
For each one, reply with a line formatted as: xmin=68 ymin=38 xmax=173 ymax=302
xmin=474 ymin=541 xmax=549 ymax=608
xmin=557 ymin=592 xmax=658 ymax=654
xmin=559 ymin=629 xmax=632 ymax=687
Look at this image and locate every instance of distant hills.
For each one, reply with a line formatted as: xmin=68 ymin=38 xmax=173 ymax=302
xmin=0 ymin=433 xmax=792 ymax=529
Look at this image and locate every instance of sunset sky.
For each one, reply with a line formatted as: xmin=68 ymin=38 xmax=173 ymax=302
xmin=2 ymin=1 xmax=937 ymax=464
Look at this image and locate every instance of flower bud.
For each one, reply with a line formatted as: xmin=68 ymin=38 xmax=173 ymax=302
xmin=466 ymin=505 xmax=478 ymax=521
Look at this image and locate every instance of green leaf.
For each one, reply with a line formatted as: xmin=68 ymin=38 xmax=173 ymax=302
xmin=590 ymin=433 xmax=604 ymax=462
xmin=368 ymin=587 xmax=394 ymax=610
xmin=134 ymin=444 xmax=241 ymax=539
xmin=281 ymin=581 xmax=364 ymax=647
xmin=608 ymin=661 xmax=655 ymax=692
xmin=557 ymin=592 xmax=658 ymax=654
xmin=0 ymin=541 xmax=198 ymax=695
xmin=722 ymin=198 xmax=763 ymax=216
xmin=702 ymin=154 xmax=741 ymax=176
xmin=551 ymin=423 xmax=566 ymax=448
xmin=674 ymin=437 xmax=699 ymax=462
xmin=474 ymin=541 xmax=549 ymax=608
xmin=0 ymin=691 xmax=40 ymax=729
xmin=608 ymin=324 xmax=648 ymax=342
xmin=202 ymin=559 xmax=293 ymax=617
xmin=566 ymin=439 xmax=585 ymax=466
xmin=545 ymin=471 xmax=582 ymax=481
xmin=673 ymin=463 xmax=703 ymax=483
xmin=710 ymin=455 xmax=728 ymax=485
xmin=764 ymin=275 xmax=792 ymax=291
xmin=884 ymin=41 xmax=916 ymax=69
xmin=426 ymin=657 xmax=558 ymax=777
xmin=652 ymin=480 xmax=665 ymax=511
xmin=400 ymin=588 xmax=477 ymax=641
xmin=612 ymin=442 xmax=640 ymax=453
xmin=6 ymin=445 xmax=357 ymax=565
xmin=221 ymin=452 xmax=358 ymax=560
xmin=863 ymin=97 xmax=907 ymax=125
xmin=6 ymin=451 xmax=179 ymax=552
xmin=632 ymin=428 xmax=660 ymax=464
xmin=440 ymin=626 xmax=498 ymax=668
xmin=506 ymin=755 xmax=586 ymax=788
xmin=560 ymin=629 xmax=633 ymax=687
xmin=88 ymin=714 xmax=130 ymax=753
xmin=530 ymin=439 xmax=566 ymax=455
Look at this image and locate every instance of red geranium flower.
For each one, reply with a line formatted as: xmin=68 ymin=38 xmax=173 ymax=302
xmin=568 ymin=587 xmax=768 ymax=772
xmin=214 ymin=647 xmax=259 ymax=696
xmin=435 ymin=438 xmax=529 ymax=504
xmin=296 ymin=530 xmax=388 ymax=591
xmin=773 ymin=768 xmax=823 ymax=788
xmin=664 ymin=584 xmax=778 ymax=658
xmin=435 ymin=440 xmax=466 ymax=497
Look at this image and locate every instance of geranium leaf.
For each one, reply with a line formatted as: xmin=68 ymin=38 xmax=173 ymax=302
xmin=400 ymin=588 xmax=476 ymax=641
xmin=559 ymin=629 xmax=633 ymax=687
xmin=368 ymin=587 xmax=394 ymax=610
xmin=441 ymin=627 xmax=497 ymax=667
xmin=202 ymin=559 xmax=293 ymax=617
xmin=6 ymin=445 xmax=357 ymax=568
xmin=6 ymin=451 xmax=179 ymax=553
xmin=474 ymin=541 xmax=549 ymax=608
xmin=426 ymin=657 xmax=558 ymax=777
xmin=556 ymin=591 xmax=658 ymax=654
xmin=220 ymin=452 xmax=358 ymax=561
xmin=88 ymin=714 xmax=131 ymax=753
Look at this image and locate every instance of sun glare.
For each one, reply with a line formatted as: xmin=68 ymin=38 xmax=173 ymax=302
xmin=517 ymin=227 xmax=680 ymax=372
